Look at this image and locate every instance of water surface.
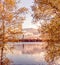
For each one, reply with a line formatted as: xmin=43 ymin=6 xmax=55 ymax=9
xmin=0 ymin=42 xmax=60 ymax=65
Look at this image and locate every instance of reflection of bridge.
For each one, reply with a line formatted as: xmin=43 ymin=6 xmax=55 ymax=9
xmin=8 ymin=43 xmax=47 ymax=54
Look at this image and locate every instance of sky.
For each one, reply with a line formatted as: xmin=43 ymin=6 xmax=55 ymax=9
xmin=19 ymin=0 xmax=38 ymax=29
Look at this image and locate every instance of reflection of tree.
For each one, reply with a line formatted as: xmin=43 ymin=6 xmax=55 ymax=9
xmin=3 ymin=58 xmax=12 ymax=65
xmin=0 ymin=45 xmax=4 ymax=65
xmin=0 ymin=44 xmax=12 ymax=65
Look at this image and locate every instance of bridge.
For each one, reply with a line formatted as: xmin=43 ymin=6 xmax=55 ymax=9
xmin=0 ymin=38 xmax=59 ymax=42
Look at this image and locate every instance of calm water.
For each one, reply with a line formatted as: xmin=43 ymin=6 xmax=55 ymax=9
xmin=0 ymin=42 xmax=60 ymax=65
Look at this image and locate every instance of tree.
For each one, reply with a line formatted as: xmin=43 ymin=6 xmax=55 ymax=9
xmin=32 ymin=0 xmax=60 ymax=64
xmin=0 ymin=0 xmax=28 ymax=65
xmin=0 ymin=0 xmax=28 ymax=42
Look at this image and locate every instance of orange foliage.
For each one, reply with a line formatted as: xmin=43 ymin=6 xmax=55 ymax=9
xmin=1 ymin=12 xmax=13 ymax=22
xmin=5 ymin=0 xmax=15 ymax=7
xmin=0 ymin=3 xmax=3 ymax=13
xmin=5 ymin=13 xmax=13 ymax=21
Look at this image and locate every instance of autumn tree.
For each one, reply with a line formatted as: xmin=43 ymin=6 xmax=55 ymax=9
xmin=0 ymin=0 xmax=28 ymax=65
xmin=0 ymin=0 xmax=28 ymax=42
xmin=32 ymin=0 xmax=60 ymax=64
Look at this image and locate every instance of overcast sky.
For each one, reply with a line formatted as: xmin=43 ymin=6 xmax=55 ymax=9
xmin=19 ymin=0 xmax=38 ymax=29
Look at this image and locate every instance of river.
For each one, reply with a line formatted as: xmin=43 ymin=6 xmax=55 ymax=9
xmin=0 ymin=42 xmax=60 ymax=65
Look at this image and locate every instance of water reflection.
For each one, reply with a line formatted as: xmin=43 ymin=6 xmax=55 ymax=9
xmin=0 ymin=42 xmax=60 ymax=65
xmin=4 ymin=42 xmax=48 ymax=65
xmin=0 ymin=43 xmax=13 ymax=65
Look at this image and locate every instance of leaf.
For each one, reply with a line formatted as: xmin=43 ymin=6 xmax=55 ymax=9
xmin=17 ymin=7 xmax=28 ymax=14
xmin=0 ymin=3 xmax=3 ymax=13
xmin=5 ymin=0 xmax=15 ymax=7
xmin=4 ymin=13 xmax=13 ymax=21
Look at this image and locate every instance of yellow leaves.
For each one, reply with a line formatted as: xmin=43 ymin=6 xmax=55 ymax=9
xmin=1 ymin=12 xmax=13 ymax=22
xmin=18 ymin=7 xmax=28 ymax=13
xmin=0 ymin=0 xmax=15 ymax=21
xmin=8 ymin=24 xmax=22 ymax=34
xmin=5 ymin=13 xmax=13 ymax=21
xmin=0 ymin=3 xmax=3 ymax=13
xmin=5 ymin=0 xmax=15 ymax=7
xmin=0 ymin=0 xmax=27 ymax=41
xmin=49 ymin=0 xmax=60 ymax=11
